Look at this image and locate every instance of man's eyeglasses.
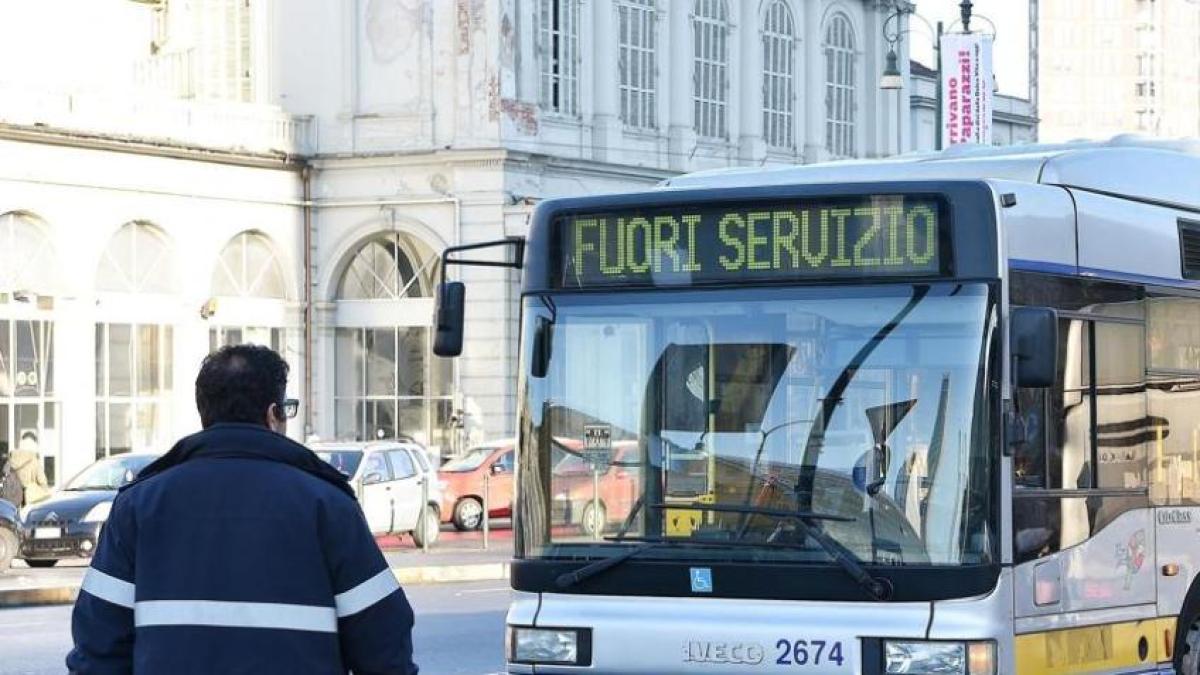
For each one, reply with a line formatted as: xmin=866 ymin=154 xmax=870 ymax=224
xmin=280 ymin=399 xmax=300 ymax=420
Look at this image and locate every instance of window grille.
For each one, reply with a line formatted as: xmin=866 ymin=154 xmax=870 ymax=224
xmin=824 ymin=13 xmax=857 ymax=158
xmin=538 ymin=0 xmax=580 ymax=116
xmin=762 ymin=1 xmax=796 ymax=149
xmin=618 ymin=0 xmax=658 ymax=129
xmin=692 ymin=0 xmax=729 ymax=139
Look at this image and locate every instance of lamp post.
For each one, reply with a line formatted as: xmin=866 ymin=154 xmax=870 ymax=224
xmin=880 ymin=1 xmax=994 ymax=152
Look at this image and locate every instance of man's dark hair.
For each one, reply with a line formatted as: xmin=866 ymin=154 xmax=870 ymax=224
xmin=19 ymin=430 xmax=37 ymax=443
xmin=195 ymin=345 xmax=289 ymax=428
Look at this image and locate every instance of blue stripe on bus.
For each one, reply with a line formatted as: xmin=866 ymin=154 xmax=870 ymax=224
xmin=1009 ymin=258 xmax=1200 ymax=292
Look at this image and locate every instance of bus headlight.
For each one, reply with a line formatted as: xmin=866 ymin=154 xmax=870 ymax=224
xmin=507 ymin=626 xmax=591 ymax=666
xmin=883 ymin=640 xmax=995 ymax=675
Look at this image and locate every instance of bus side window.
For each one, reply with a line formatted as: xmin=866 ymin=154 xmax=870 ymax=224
xmin=1147 ymin=295 xmax=1200 ymax=504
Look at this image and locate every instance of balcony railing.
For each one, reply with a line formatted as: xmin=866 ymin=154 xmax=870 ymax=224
xmin=0 ymin=82 xmax=313 ymax=157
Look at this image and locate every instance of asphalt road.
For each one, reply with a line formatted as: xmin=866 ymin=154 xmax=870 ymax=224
xmin=0 ymin=580 xmax=510 ymax=675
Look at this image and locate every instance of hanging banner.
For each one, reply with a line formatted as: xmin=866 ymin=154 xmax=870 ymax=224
xmin=940 ymin=33 xmax=993 ymax=146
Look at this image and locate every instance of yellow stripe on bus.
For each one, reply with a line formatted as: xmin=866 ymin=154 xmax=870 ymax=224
xmin=1014 ymin=617 xmax=1176 ymax=674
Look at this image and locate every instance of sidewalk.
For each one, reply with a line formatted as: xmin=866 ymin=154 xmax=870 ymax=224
xmin=0 ymin=532 xmax=514 ymax=609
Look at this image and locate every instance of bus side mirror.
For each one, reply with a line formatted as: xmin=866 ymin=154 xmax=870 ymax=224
xmin=1012 ymin=307 xmax=1057 ymax=388
xmin=433 ymin=281 xmax=466 ymax=357
xmin=531 ymin=316 xmax=553 ymax=379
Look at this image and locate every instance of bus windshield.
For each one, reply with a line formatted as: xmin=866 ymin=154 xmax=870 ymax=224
xmin=516 ymin=282 xmax=997 ymax=566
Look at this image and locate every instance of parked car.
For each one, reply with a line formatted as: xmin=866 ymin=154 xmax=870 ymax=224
xmin=313 ymin=441 xmax=442 ymax=547
xmin=0 ymin=498 xmax=18 ymax=573
xmin=20 ymin=453 xmax=157 ymax=567
xmin=551 ymin=442 xmax=640 ymax=536
xmin=438 ymin=440 xmax=515 ymax=531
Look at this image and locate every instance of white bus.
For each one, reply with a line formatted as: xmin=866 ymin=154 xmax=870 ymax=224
xmin=436 ymin=137 xmax=1200 ymax=674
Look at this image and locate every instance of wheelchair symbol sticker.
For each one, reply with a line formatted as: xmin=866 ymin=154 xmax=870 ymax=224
xmin=690 ymin=567 xmax=713 ymax=593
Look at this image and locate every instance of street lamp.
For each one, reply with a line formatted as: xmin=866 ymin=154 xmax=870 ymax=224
xmin=880 ymin=48 xmax=904 ymax=90
xmin=880 ymin=1 xmax=996 ymax=151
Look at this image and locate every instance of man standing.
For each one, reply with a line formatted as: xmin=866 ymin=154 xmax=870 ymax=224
xmin=10 ymin=431 xmax=51 ymax=506
xmin=66 ymin=345 xmax=419 ymax=674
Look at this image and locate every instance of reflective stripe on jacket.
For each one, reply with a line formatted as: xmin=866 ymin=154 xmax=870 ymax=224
xmin=66 ymin=424 xmax=419 ymax=675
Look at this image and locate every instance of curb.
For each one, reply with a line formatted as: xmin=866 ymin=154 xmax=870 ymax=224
xmin=0 ymin=563 xmax=511 ymax=610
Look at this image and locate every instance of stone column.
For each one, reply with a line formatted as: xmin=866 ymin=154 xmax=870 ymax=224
xmin=667 ymin=0 xmax=696 ymax=170
xmin=591 ymin=0 xmax=621 ymax=162
xmin=803 ymin=0 xmax=826 ymax=164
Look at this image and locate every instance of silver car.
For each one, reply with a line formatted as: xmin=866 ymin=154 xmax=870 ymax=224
xmin=313 ymin=441 xmax=442 ymax=548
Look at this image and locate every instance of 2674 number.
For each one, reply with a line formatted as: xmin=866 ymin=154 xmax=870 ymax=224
xmin=775 ymin=639 xmax=845 ymax=668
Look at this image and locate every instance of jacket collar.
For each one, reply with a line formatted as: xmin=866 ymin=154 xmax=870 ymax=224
xmin=127 ymin=423 xmax=355 ymax=498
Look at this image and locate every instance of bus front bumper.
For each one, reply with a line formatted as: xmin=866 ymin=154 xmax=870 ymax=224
xmin=505 ymin=571 xmax=1014 ymax=674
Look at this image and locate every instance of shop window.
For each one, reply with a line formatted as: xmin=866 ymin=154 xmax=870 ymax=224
xmin=95 ymin=323 xmax=173 ymax=459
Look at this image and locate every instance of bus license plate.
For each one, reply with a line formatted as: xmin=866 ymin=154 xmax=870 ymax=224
xmin=34 ymin=527 xmax=60 ymax=539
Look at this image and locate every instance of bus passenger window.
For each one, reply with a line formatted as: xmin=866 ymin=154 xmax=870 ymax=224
xmin=1148 ymin=295 xmax=1200 ymax=504
xmin=1093 ymin=322 xmax=1147 ymax=491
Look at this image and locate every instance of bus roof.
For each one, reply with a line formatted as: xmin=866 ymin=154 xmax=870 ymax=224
xmin=662 ymin=135 xmax=1200 ymax=213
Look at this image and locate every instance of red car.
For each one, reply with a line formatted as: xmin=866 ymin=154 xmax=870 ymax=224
xmin=438 ymin=441 xmax=516 ymax=531
xmin=551 ymin=442 xmax=640 ymax=536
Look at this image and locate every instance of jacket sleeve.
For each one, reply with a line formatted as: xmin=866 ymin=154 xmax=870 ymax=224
xmin=324 ymin=496 xmax=419 ymax=675
xmin=66 ymin=493 xmax=137 ymax=674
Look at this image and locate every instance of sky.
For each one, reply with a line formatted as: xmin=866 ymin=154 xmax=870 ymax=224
xmin=912 ymin=1 xmax=1031 ymax=99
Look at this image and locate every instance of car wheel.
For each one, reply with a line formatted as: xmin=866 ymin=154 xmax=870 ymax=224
xmin=452 ymin=498 xmax=483 ymax=531
xmin=26 ymin=559 xmax=57 ymax=568
xmin=581 ymin=501 xmax=607 ymax=537
xmin=412 ymin=506 xmax=441 ymax=548
xmin=1182 ymin=616 xmax=1200 ymax=675
xmin=0 ymin=530 xmax=15 ymax=574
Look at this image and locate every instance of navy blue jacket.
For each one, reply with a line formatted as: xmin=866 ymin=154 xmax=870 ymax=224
xmin=67 ymin=424 xmax=418 ymax=674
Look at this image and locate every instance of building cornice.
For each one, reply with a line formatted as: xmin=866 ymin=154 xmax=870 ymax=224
xmin=0 ymin=123 xmax=305 ymax=171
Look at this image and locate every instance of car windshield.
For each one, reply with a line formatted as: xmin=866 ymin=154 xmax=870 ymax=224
xmin=516 ymin=283 xmax=998 ymax=566
xmin=316 ymin=450 xmax=364 ymax=477
xmin=441 ymin=447 xmax=495 ymax=472
xmin=65 ymin=456 xmax=154 ymax=491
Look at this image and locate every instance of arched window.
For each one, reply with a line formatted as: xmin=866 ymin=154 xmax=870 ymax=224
xmin=334 ymin=232 xmax=451 ymax=452
xmin=824 ymin=13 xmax=857 ymax=158
xmin=0 ymin=212 xmax=60 ymax=485
xmin=693 ymin=0 xmax=729 ymax=139
xmin=538 ymin=0 xmax=580 ymax=116
xmin=212 ymin=231 xmax=287 ymax=299
xmin=618 ymin=0 xmax=658 ymax=129
xmin=762 ymin=1 xmax=797 ymax=149
xmin=0 ymin=212 xmax=55 ymax=296
xmin=338 ymin=232 xmax=436 ymax=300
xmin=96 ymin=222 xmax=175 ymax=294
xmin=94 ymin=222 xmax=175 ymax=459
xmin=208 ymin=231 xmax=291 ymax=371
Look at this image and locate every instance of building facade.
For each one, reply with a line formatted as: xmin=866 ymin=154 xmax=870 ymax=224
xmin=1035 ymin=0 xmax=1200 ymax=142
xmin=0 ymin=0 xmax=1034 ymax=485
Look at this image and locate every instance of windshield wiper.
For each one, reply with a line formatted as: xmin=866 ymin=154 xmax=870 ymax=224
xmin=554 ymin=540 xmax=668 ymax=589
xmin=64 ymin=485 xmax=116 ymax=491
xmin=653 ymin=502 xmax=891 ymax=601
xmin=795 ymin=285 xmax=930 ymax=511
xmin=555 ymin=525 xmax=845 ymax=591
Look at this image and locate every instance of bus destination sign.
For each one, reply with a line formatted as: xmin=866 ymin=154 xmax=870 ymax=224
xmin=556 ymin=195 xmax=948 ymax=288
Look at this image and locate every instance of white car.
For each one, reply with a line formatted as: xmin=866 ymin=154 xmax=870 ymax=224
xmin=313 ymin=441 xmax=442 ymax=547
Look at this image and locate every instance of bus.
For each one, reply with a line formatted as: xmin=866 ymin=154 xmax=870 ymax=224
xmin=433 ymin=137 xmax=1200 ymax=674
